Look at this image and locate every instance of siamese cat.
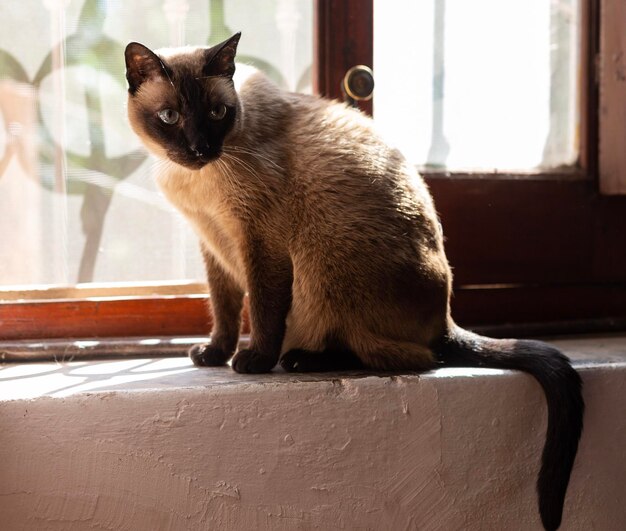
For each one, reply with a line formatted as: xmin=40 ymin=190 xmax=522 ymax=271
xmin=125 ymin=33 xmax=583 ymax=531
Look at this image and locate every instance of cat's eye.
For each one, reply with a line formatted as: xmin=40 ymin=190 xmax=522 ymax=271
xmin=209 ymin=104 xmax=227 ymax=121
xmin=158 ymin=109 xmax=180 ymax=125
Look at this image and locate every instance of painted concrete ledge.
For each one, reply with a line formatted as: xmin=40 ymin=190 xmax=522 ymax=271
xmin=1 ymin=336 xmax=625 ymax=530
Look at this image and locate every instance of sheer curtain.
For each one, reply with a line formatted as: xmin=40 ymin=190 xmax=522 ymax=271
xmin=0 ymin=0 xmax=312 ymax=287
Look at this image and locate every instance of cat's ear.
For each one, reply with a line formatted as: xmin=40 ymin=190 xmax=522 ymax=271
xmin=125 ymin=42 xmax=168 ymax=94
xmin=202 ymin=32 xmax=241 ymax=78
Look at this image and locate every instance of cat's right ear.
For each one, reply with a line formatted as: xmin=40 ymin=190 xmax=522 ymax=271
xmin=202 ymin=32 xmax=241 ymax=78
xmin=125 ymin=42 xmax=167 ymax=94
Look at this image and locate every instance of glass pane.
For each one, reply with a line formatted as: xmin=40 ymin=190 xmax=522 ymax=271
xmin=374 ymin=0 xmax=580 ymax=171
xmin=0 ymin=0 xmax=312 ymax=288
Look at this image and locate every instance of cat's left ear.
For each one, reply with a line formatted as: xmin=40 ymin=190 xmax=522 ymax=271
xmin=202 ymin=32 xmax=241 ymax=78
xmin=125 ymin=42 xmax=168 ymax=94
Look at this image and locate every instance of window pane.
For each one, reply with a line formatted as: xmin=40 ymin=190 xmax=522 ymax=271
xmin=374 ymin=0 xmax=580 ymax=171
xmin=0 ymin=0 xmax=312 ymax=288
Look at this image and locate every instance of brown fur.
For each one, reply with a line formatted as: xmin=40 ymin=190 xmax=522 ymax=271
xmin=125 ymin=35 xmax=450 ymax=373
xmin=125 ymin=35 xmax=583 ymax=529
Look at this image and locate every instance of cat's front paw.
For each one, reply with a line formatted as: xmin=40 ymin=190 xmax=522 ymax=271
xmin=231 ymin=349 xmax=277 ymax=374
xmin=189 ymin=343 xmax=231 ymax=367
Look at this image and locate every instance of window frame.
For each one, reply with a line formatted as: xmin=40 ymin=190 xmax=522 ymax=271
xmin=316 ymin=0 xmax=626 ymax=330
xmin=1 ymin=0 xmax=625 ymax=343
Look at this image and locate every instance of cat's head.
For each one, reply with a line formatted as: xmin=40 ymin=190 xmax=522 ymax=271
xmin=125 ymin=33 xmax=241 ymax=170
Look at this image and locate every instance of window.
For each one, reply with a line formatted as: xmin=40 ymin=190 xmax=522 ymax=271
xmin=0 ymin=0 xmax=311 ymax=340
xmin=319 ymin=0 xmax=626 ymax=332
xmin=1 ymin=0 xmax=625 ymax=344
xmin=374 ymin=0 xmax=580 ymax=171
xmin=0 ymin=0 xmax=312 ymax=288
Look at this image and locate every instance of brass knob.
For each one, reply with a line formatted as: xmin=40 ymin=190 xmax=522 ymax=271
xmin=343 ymin=65 xmax=374 ymax=103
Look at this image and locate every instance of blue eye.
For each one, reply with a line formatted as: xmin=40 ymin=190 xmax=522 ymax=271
xmin=158 ymin=109 xmax=180 ymax=124
xmin=209 ymin=103 xmax=227 ymax=120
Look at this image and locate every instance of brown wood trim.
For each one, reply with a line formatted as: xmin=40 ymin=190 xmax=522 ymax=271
xmin=0 ymin=296 xmax=251 ymax=341
xmin=2 ymin=281 xmax=626 ymax=342
xmin=599 ymin=0 xmax=626 ymax=194
xmin=315 ymin=0 xmax=373 ymax=114
xmin=453 ymin=283 xmax=626 ymax=327
xmin=473 ymin=317 xmax=626 ymax=340
xmin=579 ymin=0 xmax=600 ymax=177
xmin=428 ymin=178 xmax=626 ymax=286
xmin=0 ymin=296 xmax=211 ymax=341
xmin=421 ymin=168 xmax=587 ymax=181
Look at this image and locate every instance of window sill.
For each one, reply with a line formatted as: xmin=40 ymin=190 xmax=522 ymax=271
xmin=1 ymin=336 xmax=625 ymax=529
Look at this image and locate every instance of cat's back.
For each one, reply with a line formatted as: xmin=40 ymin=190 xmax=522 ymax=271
xmin=283 ymin=91 xmax=418 ymax=204
xmin=283 ymin=91 xmax=436 ymax=225
xmin=234 ymin=68 xmax=385 ymax=166
xmin=234 ymin=70 xmax=442 ymax=254
xmin=289 ymin=93 xmax=382 ymax=160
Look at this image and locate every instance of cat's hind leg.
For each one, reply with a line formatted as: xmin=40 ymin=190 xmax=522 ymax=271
xmin=280 ymin=347 xmax=364 ymax=372
xmin=280 ymin=335 xmax=434 ymax=373
xmin=348 ymin=332 xmax=436 ymax=372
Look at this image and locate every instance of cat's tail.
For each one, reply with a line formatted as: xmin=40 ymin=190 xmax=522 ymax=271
xmin=433 ymin=323 xmax=584 ymax=531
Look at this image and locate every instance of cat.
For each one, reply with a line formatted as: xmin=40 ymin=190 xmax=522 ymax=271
xmin=125 ymin=32 xmax=583 ymax=531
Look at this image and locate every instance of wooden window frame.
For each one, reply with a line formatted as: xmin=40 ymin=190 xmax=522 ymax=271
xmin=599 ymin=0 xmax=626 ymax=194
xmin=1 ymin=0 xmax=625 ymax=343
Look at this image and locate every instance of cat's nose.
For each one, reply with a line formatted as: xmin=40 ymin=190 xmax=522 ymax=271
xmin=190 ymin=142 xmax=208 ymax=157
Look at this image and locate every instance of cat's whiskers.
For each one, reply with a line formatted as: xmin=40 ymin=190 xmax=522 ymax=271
xmin=214 ymin=157 xmax=236 ymax=190
xmin=214 ymin=156 xmax=247 ymax=201
xmin=150 ymin=157 xmax=174 ymax=179
xmin=221 ymin=152 xmax=265 ymax=191
xmin=235 ymin=157 xmax=271 ymax=195
xmin=220 ymin=152 xmax=271 ymax=196
xmin=224 ymin=145 xmax=283 ymax=171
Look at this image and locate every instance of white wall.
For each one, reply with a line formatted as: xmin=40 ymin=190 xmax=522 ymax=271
xmin=0 ymin=356 xmax=624 ymax=530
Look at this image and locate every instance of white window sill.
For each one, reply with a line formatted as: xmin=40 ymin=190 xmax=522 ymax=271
xmin=1 ymin=335 xmax=625 ymax=530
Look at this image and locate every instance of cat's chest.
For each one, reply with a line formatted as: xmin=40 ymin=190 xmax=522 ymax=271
xmin=157 ymin=166 xmax=247 ymax=285
xmin=156 ymin=164 xmax=218 ymax=210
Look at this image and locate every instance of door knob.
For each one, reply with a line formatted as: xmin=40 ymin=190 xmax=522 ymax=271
xmin=342 ymin=65 xmax=374 ymax=107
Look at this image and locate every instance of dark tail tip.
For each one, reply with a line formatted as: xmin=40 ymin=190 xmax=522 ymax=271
xmin=532 ymin=343 xmax=584 ymax=531
xmin=435 ymin=327 xmax=584 ymax=531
